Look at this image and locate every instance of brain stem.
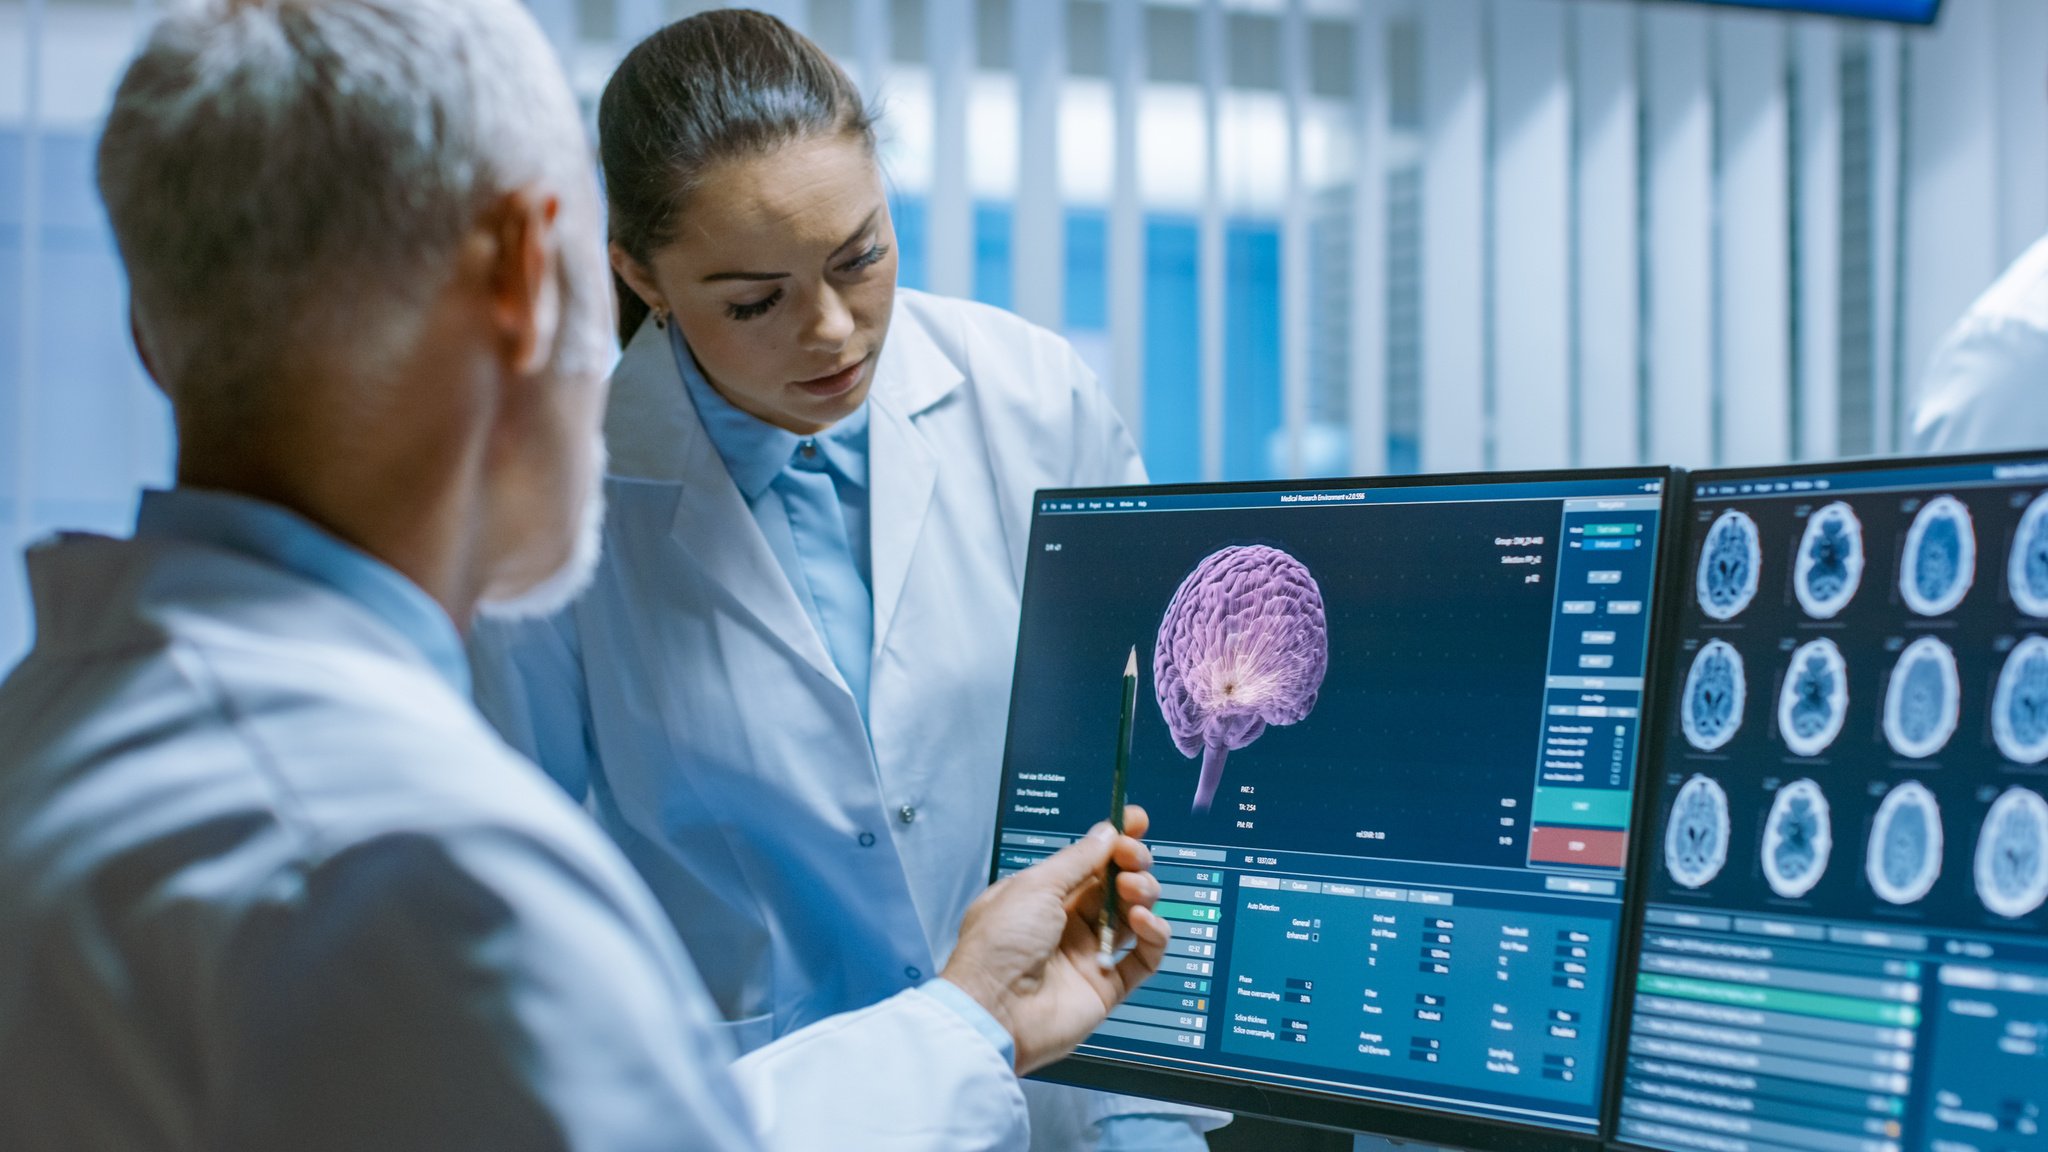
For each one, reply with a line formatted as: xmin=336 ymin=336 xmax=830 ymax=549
xmin=1194 ymin=744 xmax=1231 ymax=814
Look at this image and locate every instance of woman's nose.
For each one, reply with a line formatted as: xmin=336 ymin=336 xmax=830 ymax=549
xmin=802 ymin=286 xmax=856 ymax=351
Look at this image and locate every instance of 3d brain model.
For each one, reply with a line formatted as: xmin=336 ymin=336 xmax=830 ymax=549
xmin=1154 ymin=545 xmax=1329 ymax=814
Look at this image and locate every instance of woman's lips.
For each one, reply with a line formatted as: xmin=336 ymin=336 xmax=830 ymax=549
xmin=791 ymin=356 xmax=869 ymax=400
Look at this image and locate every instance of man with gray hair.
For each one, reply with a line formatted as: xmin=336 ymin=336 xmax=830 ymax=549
xmin=0 ymin=2 xmax=1169 ymax=1149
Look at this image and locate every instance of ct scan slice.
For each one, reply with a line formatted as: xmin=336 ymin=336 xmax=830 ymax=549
xmin=1975 ymin=787 xmax=2048 ymax=920
xmin=1681 ymin=640 xmax=1747 ymax=752
xmin=1778 ymin=638 xmax=1849 ymax=757
xmin=1761 ymin=778 xmax=1832 ymax=899
xmin=1993 ymin=636 xmax=2048 ymax=765
xmin=1867 ymin=781 xmax=1944 ymax=906
xmin=2012 ymin=492 xmax=2048 ymax=618
xmin=1665 ymin=774 xmax=1732 ymax=889
xmin=1697 ymin=510 xmax=1762 ymax=622
xmin=1794 ymin=502 xmax=1865 ymax=619
xmin=1899 ymin=495 xmax=1976 ymax=617
xmin=1882 ymin=636 xmax=1961 ymax=759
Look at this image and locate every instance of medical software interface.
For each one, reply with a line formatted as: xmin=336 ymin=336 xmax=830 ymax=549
xmin=1619 ymin=456 xmax=2048 ymax=1152
xmin=993 ymin=472 xmax=1669 ymax=1135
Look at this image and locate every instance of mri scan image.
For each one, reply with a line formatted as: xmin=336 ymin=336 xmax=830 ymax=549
xmin=1867 ymin=781 xmax=1944 ymax=905
xmin=1794 ymin=502 xmax=1865 ymax=619
xmin=1899 ymin=495 xmax=1977 ymax=616
xmin=1681 ymin=640 xmax=1747 ymax=752
xmin=1761 ymin=779 xmax=1832 ymax=899
xmin=1993 ymin=636 xmax=2048 ymax=765
xmin=1697 ymin=510 xmax=1762 ymax=621
xmin=1778 ymin=639 xmax=1849 ymax=757
xmin=2012 ymin=492 xmax=2048 ymax=618
xmin=1665 ymin=775 xmax=1732 ymax=889
xmin=1882 ymin=636 xmax=1961 ymax=759
xmin=1975 ymin=787 xmax=2048 ymax=920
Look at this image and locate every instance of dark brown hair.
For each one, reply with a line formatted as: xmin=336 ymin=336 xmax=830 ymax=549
xmin=599 ymin=9 xmax=877 ymax=344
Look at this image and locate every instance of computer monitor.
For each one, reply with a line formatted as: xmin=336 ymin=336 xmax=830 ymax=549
xmin=1615 ymin=451 xmax=2048 ymax=1152
xmin=990 ymin=468 xmax=1676 ymax=1148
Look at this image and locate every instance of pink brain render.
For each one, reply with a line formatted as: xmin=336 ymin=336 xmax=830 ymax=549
xmin=1154 ymin=545 xmax=1329 ymax=814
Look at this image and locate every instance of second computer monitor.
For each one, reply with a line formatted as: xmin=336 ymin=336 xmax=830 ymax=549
xmin=1618 ymin=452 xmax=2048 ymax=1152
xmin=992 ymin=468 xmax=1676 ymax=1148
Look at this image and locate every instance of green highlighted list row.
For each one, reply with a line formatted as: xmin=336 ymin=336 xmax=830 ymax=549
xmin=1638 ymin=973 xmax=1921 ymax=1028
xmin=1532 ymin=786 xmax=1633 ymax=830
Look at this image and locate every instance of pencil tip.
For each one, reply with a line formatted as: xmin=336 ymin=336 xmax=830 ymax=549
xmin=1125 ymin=647 xmax=1138 ymax=677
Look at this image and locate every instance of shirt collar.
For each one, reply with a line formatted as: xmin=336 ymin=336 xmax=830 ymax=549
xmin=134 ymin=487 xmax=472 ymax=695
xmin=669 ymin=324 xmax=870 ymax=500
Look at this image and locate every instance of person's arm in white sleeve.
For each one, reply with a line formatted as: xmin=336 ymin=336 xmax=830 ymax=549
xmin=469 ymin=611 xmax=597 ymax=802
xmin=1911 ymin=314 xmax=2048 ymax=454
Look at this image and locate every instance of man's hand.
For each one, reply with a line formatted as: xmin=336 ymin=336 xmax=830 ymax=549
xmin=940 ymin=805 xmax=1170 ymax=1075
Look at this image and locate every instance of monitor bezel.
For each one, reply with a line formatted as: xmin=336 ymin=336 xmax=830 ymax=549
xmin=1604 ymin=447 xmax=2048 ymax=1151
xmin=989 ymin=464 xmax=1684 ymax=1151
xmin=1642 ymin=0 xmax=1941 ymax=25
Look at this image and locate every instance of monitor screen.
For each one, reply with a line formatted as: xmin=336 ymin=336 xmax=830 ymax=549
xmin=991 ymin=469 xmax=1675 ymax=1145
xmin=1647 ymin=0 xmax=1941 ymax=24
xmin=1616 ymin=452 xmax=2048 ymax=1152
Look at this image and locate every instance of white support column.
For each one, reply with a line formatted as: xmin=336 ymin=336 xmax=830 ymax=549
xmin=1013 ymin=0 xmax=1066 ymax=330
xmin=1108 ymin=0 xmax=1147 ymax=441
xmin=1573 ymin=0 xmax=1639 ymax=469
xmin=1280 ymin=0 xmax=1310 ymax=476
xmin=1642 ymin=4 xmax=1714 ymax=468
xmin=1349 ymin=0 xmax=1389 ymax=477
xmin=1900 ymin=0 xmax=1999 ymax=423
xmin=1488 ymin=0 xmax=1569 ymax=473
xmin=1419 ymin=0 xmax=1487 ymax=473
xmin=926 ymin=0 xmax=976 ymax=300
xmin=1795 ymin=20 xmax=1841 ymax=463
xmin=1199 ymin=0 xmax=1227 ymax=481
xmin=854 ymin=0 xmax=890 ymax=101
xmin=1715 ymin=13 xmax=1791 ymax=467
xmin=16 ymin=0 xmax=45 ymax=556
xmin=1869 ymin=26 xmax=1902 ymax=452
xmin=1995 ymin=0 xmax=2048 ymax=268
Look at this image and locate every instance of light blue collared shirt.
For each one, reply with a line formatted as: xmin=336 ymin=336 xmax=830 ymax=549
xmin=672 ymin=329 xmax=874 ymax=715
xmin=134 ymin=487 xmax=471 ymax=695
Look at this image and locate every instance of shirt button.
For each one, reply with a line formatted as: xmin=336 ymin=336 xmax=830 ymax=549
xmin=898 ymin=805 xmax=918 ymax=824
xmin=904 ymin=966 xmax=922 ymax=981
xmin=857 ymin=831 xmax=876 ymax=847
xmin=799 ymin=441 xmax=818 ymax=460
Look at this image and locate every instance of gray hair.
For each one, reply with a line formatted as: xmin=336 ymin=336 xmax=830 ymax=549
xmin=97 ymin=0 xmax=595 ymax=409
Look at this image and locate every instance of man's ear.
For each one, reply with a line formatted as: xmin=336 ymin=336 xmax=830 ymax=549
xmin=610 ymin=242 xmax=665 ymax=317
xmin=485 ymin=185 xmax=562 ymax=376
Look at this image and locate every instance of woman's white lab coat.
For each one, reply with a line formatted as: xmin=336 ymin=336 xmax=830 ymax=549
xmin=471 ymin=287 xmax=1207 ymax=1142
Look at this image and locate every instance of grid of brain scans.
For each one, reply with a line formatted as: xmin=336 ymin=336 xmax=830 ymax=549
xmin=1619 ymin=455 xmax=2048 ymax=1152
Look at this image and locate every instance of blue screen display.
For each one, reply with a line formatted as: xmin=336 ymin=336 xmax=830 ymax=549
xmin=1618 ymin=455 xmax=2048 ymax=1152
xmin=1650 ymin=0 xmax=1941 ymax=24
xmin=993 ymin=472 xmax=1670 ymax=1136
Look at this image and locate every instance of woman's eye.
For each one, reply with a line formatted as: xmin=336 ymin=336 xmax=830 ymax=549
xmin=726 ymin=289 xmax=784 ymax=321
xmin=839 ymin=244 xmax=889 ymax=274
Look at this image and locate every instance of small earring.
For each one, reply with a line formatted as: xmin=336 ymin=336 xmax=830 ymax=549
xmin=651 ymin=308 xmax=668 ymax=330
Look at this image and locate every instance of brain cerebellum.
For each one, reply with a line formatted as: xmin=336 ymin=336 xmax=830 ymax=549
xmin=1795 ymin=502 xmax=1865 ymax=619
xmin=1666 ymin=775 xmax=1732 ymax=889
xmin=1697 ymin=510 xmax=1761 ymax=621
xmin=1900 ymin=495 xmax=1976 ymax=617
xmin=1883 ymin=636 xmax=1961 ymax=759
xmin=1682 ymin=640 xmax=1746 ymax=752
xmin=1778 ymin=639 xmax=1849 ymax=758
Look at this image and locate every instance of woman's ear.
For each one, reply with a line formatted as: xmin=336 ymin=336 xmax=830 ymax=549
xmin=610 ymin=243 xmax=665 ymax=316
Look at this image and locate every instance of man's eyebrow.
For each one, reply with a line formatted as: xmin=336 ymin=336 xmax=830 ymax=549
xmin=699 ymin=210 xmax=884 ymax=283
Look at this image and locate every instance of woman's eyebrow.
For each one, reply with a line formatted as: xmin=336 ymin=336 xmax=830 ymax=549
xmin=700 ymin=210 xmax=880 ymax=283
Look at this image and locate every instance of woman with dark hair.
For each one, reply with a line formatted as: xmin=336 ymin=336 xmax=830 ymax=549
xmin=471 ymin=10 xmax=1222 ymax=1149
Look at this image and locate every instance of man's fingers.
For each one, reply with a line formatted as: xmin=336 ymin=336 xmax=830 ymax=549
xmin=1113 ymin=904 xmax=1170 ymax=991
xmin=1016 ymin=823 xmax=1117 ymax=897
xmin=1121 ymin=804 xmax=1150 ymax=840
